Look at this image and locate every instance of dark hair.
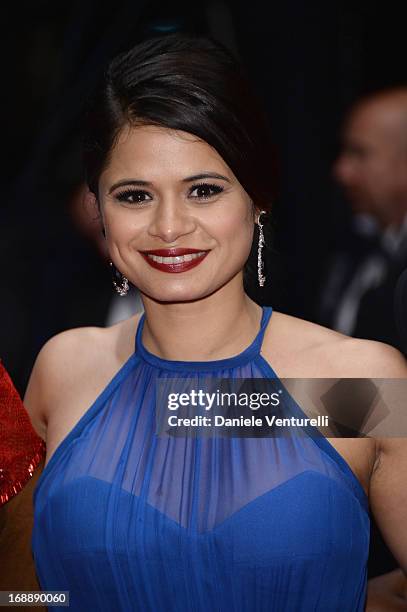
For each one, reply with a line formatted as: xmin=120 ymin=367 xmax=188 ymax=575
xmin=83 ymin=33 xmax=275 ymax=209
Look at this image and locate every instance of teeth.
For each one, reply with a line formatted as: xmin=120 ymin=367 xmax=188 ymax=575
xmin=146 ymin=251 xmax=206 ymax=264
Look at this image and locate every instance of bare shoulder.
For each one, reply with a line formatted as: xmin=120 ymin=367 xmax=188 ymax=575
xmin=24 ymin=314 xmax=142 ymax=440
xmin=264 ymin=310 xmax=407 ymax=378
xmin=264 ymin=310 xmax=407 ymax=490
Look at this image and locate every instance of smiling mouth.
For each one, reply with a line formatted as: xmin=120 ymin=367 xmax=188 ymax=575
xmin=139 ymin=248 xmax=210 ymax=273
xmin=147 ymin=251 xmax=206 ymax=263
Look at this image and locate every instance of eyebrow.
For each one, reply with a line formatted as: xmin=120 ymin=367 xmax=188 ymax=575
xmin=108 ymin=172 xmax=231 ymax=193
xmin=182 ymin=172 xmax=231 ymax=183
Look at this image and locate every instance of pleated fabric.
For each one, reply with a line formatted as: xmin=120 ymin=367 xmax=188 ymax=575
xmin=32 ymin=306 xmax=369 ymax=611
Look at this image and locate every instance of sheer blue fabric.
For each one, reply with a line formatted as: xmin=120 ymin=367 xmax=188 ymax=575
xmin=32 ymin=306 xmax=369 ymax=611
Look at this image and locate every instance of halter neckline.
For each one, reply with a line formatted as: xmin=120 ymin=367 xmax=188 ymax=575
xmin=135 ymin=306 xmax=273 ymax=372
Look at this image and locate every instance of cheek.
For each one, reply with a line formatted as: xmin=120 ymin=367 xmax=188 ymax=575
xmin=220 ymin=210 xmax=255 ymax=261
xmin=218 ymin=227 xmax=252 ymax=258
xmin=104 ymin=208 xmax=142 ymax=242
xmin=368 ymin=157 xmax=391 ymax=179
xmin=218 ymin=202 xmax=254 ymax=238
xmin=367 ymin=168 xmax=393 ymax=194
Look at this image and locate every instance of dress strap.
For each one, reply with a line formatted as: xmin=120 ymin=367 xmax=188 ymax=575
xmin=253 ymin=306 xmax=273 ymax=354
xmin=135 ymin=312 xmax=145 ymax=352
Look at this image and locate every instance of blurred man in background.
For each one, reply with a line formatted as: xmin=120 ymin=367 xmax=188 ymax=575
xmin=318 ymin=87 xmax=407 ymax=351
xmin=317 ymin=87 xmax=407 ymax=581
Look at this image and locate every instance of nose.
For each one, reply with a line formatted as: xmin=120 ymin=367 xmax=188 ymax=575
xmin=147 ymin=198 xmax=197 ymax=243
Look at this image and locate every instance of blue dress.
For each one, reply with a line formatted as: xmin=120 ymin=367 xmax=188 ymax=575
xmin=32 ymin=306 xmax=369 ymax=611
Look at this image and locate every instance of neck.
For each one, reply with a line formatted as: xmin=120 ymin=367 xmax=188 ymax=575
xmin=139 ymin=277 xmax=262 ymax=362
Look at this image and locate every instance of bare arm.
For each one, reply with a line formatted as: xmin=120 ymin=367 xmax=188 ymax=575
xmin=23 ymin=328 xmax=98 ymax=443
xmin=360 ymin=343 xmax=407 ymax=611
xmin=23 ymin=347 xmax=49 ymax=441
xmin=369 ymin=436 xmax=407 ymax=569
xmin=365 ymin=346 xmax=407 ymax=575
xmin=367 ymin=569 xmax=407 ymax=611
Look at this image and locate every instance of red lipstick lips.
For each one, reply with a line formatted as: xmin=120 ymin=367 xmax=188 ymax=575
xmin=139 ymin=248 xmax=210 ymax=273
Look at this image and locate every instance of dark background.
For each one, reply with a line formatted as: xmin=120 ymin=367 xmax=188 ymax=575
xmin=2 ymin=0 xmax=407 ymax=392
xmin=1 ymin=0 xmax=406 ymax=581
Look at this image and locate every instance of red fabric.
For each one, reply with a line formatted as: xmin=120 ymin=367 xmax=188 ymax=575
xmin=0 ymin=362 xmax=45 ymax=506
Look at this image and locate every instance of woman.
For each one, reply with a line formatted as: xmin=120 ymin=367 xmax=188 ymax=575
xmin=25 ymin=34 xmax=407 ymax=611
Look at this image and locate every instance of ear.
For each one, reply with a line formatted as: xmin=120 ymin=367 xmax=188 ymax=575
xmin=83 ymin=188 xmax=100 ymax=221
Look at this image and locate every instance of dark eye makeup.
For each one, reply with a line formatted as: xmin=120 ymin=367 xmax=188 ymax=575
xmin=189 ymin=183 xmax=224 ymax=199
xmin=115 ymin=189 xmax=151 ymax=204
xmin=113 ymin=182 xmax=224 ymax=205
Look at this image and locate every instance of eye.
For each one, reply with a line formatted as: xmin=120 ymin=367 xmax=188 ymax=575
xmin=189 ymin=183 xmax=224 ymax=200
xmin=115 ymin=189 xmax=152 ymax=205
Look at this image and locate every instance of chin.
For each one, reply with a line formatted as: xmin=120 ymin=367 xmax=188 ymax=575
xmin=139 ymin=277 xmax=229 ymax=304
xmin=139 ymin=283 xmax=211 ymax=304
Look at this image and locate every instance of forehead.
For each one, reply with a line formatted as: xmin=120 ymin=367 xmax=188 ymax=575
xmin=100 ymin=125 xmax=231 ymax=183
xmin=344 ymin=101 xmax=401 ymax=148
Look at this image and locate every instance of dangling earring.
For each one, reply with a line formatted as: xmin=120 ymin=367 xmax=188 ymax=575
xmin=257 ymin=210 xmax=267 ymax=287
xmin=109 ymin=261 xmax=129 ymax=297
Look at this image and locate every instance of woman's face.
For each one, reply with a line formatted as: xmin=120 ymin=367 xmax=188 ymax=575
xmin=98 ymin=125 xmax=256 ymax=302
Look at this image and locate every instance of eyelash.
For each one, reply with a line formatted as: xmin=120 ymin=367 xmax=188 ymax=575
xmin=114 ymin=183 xmax=224 ymax=205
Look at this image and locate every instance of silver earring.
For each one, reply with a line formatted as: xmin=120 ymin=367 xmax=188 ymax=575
xmin=109 ymin=261 xmax=129 ymax=296
xmin=257 ymin=211 xmax=266 ymax=287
